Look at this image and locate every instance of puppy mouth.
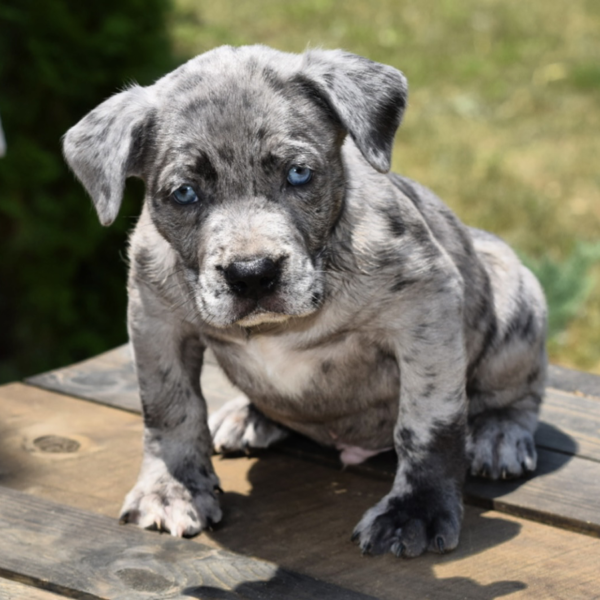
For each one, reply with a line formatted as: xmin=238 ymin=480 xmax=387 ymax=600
xmin=235 ymin=310 xmax=292 ymax=327
xmin=230 ymin=289 xmax=323 ymax=328
xmin=231 ymin=295 xmax=292 ymax=327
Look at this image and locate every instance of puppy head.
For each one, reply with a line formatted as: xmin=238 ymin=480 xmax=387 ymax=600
xmin=63 ymin=46 xmax=407 ymax=328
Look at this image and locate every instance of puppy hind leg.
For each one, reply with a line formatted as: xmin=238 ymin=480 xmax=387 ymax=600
xmin=467 ymin=245 xmax=548 ymax=480
xmin=467 ymin=396 xmax=540 ymax=479
xmin=467 ymin=347 xmax=546 ymax=480
xmin=209 ymin=395 xmax=289 ymax=454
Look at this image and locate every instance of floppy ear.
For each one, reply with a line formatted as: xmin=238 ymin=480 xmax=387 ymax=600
xmin=300 ymin=50 xmax=408 ymax=173
xmin=63 ymin=85 xmax=155 ymax=226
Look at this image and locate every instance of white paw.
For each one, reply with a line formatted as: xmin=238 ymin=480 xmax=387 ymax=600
xmin=209 ymin=395 xmax=288 ymax=453
xmin=120 ymin=465 xmax=222 ymax=537
xmin=468 ymin=414 xmax=537 ymax=479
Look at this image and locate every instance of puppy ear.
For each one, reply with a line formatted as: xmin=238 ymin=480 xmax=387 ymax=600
xmin=300 ymin=50 xmax=408 ymax=173
xmin=63 ymin=85 xmax=155 ymax=226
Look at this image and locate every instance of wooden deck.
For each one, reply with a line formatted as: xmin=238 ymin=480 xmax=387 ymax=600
xmin=1 ymin=347 xmax=599 ymax=599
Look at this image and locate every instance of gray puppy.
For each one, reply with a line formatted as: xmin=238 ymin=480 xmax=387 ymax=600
xmin=63 ymin=45 xmax=547 ymax=557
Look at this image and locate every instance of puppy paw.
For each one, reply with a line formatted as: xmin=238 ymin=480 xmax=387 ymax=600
xmin=119 ymin=468 xmax=222 ymax=537
xmin=352 ymin=490 xmax=462 ymax=558
xmin=468 ymin=414 xmax=537 ymax=479
xmin=209 ymin=395 xmax=288 ymax=454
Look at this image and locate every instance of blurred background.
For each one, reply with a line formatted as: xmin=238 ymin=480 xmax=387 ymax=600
xmin=0 ymin=0 xmax=598 ymax=382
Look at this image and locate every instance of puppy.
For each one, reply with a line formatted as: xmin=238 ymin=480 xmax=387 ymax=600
xmin=63 ymin=45 xmax=547 ymax=557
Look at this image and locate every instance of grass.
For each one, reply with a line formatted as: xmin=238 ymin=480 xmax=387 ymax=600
xmin=168 ymin=0 xmax=600 ymax=373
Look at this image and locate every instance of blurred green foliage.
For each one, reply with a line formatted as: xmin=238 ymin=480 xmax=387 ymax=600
xmin=0 ymin=0 xmax=173 ymax=382
xmin=523 ymin=243 xmax=600 ymax=337
xmin=1 ymin=0 xmax=599 ymax=380
xmin=171 ymin=0 xmax=600 ymax=372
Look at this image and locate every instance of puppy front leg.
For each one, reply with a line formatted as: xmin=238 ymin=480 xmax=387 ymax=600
xmin=353 ymin=278 xmax=468 ymax=557
xmin=120 ymin=288 xmax=221 ymax=537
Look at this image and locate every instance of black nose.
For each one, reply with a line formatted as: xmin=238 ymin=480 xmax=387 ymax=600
xmin=223 ymin=258 xmax=281 ymax=299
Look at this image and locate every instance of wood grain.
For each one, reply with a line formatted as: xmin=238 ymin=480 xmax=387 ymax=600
xmin=20 ymin=345 xmax=600 ymax=539
xmin=2 ymin=383 xmax=600 ymax=599
xmin=464 ymin=448 xmax=600 ymax=536
xmin=0 ymin=382 xmax=144 ymax=517
xmin=25 ymin=345 xmax=142 ymax=414
xmin=28 ymin=346 xmax=600 ymax=413
xmin=548 ymin=363 xmax=600 ymax=398
xmin=0 ymin=486 xmax=376 ymax=600
xmin=25 ymin=346 xmax=600 ymax=459
xmin=538 ymin=389 xmax=600 ymax=461
xmin=208 ymin=452 xmax=600 ymax=600
xmin=25 ymin=345 xmax=237 ymax=415
xmin=0 ymin=578 xmax=68 ymax=599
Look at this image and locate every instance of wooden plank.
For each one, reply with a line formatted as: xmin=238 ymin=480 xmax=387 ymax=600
xmin=25 ymin=345 xmax=600 ymax=458
xmin=27 ymin=345 xmax=600 ymax=460
xmin=464 ymin=448 xmax=600 ymax=536
xmin=2 ymin=384 xmax=600 ymax=599
xmin=0 ymin=487 xmax=376 ymax=600
xmin=25 ymin=345 xmax=236 ymax=415
xmin=25 ymin=345 xmax=142 ymax=413
xmin=28 ymin=345 xmax=600 ymax=412
xmin=0 ymin=578 xmax=68 ymax=599
xmin=275 ymin=434 xmax=600 ymax=537
xmin=18 ymin=348 xmax=600 ymax=537
xmin=7 ymin=379 xmax=600 ymax=544
xmin=548 ymin=363 xmax=600 ymax=398
xmin=538 ymin=388 xmax=600 ymax=462
xmin=203 ymin=452 xmax=600 ymax=600
xmin=0 ymin=382 xmax=145 ymax=517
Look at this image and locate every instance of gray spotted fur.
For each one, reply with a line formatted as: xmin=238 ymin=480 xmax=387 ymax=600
xmin=63 ymin=45 xmax=547 ymax=555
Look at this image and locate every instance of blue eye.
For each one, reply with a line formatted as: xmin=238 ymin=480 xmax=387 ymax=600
xmin=287 ymin=165 xmax=312 ymax=186
xmin=172 ymin=185 xmax=199 ymax=205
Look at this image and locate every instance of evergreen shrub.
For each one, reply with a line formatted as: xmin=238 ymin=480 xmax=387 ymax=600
xmin=0 ymin=0 xmax=173 ymax=382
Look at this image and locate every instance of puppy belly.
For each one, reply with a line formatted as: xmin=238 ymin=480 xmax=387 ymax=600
xmin=211 ymin=335 xmax=400 ymax=456
xmin=256 ymin=405 xmax=397 ymax=464
xmin=327 ymin=428 xmax=393 ymax=465
xmin=335 ymin=442 xmax=393 ymax=465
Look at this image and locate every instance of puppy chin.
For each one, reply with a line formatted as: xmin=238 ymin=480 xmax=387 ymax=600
xmin=235 ymin=311 xmax=292 ymax=327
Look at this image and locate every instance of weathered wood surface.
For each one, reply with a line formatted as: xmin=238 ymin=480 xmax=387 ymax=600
xmin=272 ymin=436 xmax=600 ymax=538
xmin=26 ymin=345 xmax=142 ymax=413
xmin=25 ymin=344 xmax=233 ymax=415
xmin=0 ymin=382 xmax=143 ymax=516
xmin=537 ymin=388 xmax=600 ymax=462
xmin=2 ymin=383 xmax=600 ymax=599
xmin=27 ymin=344 xmax=600 ymax=412
xmin=0 ymin=486 xmax=376 ymax=600
xmin=0 ymin=578 xmax=68 ymax=599
xmin=23 ymin=347 xmax=600 ymax=538
xmin=548 ymin=363 xmax=600 ymax=397
xmin=0 ymin=384 xmax=600 ymax=600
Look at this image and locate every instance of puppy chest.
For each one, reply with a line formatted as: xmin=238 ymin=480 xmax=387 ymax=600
xmin=212 ymin=335 xmax=400 ymax=420
xmin=228 ymin=336 xmax=316 ymax=398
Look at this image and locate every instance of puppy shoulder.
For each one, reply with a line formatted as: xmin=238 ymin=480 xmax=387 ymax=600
xmin=128 ymin=208 xmax=184 ymax=301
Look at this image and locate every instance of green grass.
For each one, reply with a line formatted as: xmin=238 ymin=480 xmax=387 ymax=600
xmin=168 ymin=0 xmax=600 ymax=373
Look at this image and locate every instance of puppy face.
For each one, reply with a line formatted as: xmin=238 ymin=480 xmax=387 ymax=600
xmin=143 ymin=63 xmax=346 ymax=327
xmin=63 ymin=46 xmax=407 ymax=327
